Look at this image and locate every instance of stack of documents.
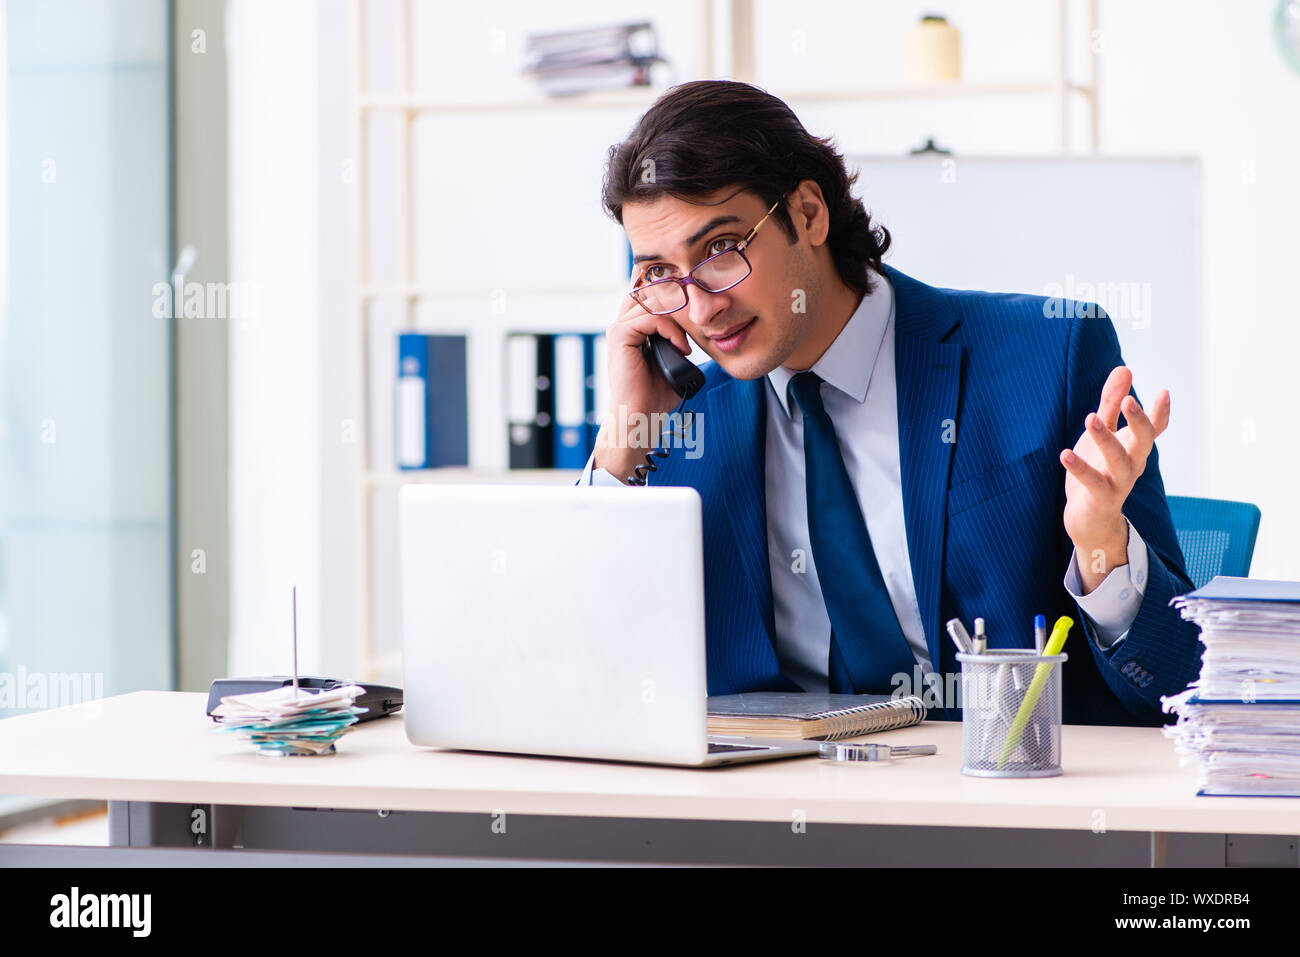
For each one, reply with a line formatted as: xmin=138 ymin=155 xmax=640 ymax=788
xmin=211 ymin=684 xmax=368 ymax=756
xmin=522 ymin=22 xmax=667 ymax=96
xmin=1163 ymin=577 xmax=1300 ymax=795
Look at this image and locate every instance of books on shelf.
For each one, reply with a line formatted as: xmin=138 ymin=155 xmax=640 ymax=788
xmin=395 ymin=333 xmax=468 ymax=470
xmin=506 ymin=332 xmax=606 ymax=470
xmin=1163 ymin=576 xmax=1300 ymax=796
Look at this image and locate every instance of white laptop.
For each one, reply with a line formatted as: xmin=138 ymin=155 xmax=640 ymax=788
xmin=397 ymin=483 xmax=820 ymax=767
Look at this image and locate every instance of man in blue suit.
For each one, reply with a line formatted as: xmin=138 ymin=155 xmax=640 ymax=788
xmin=579 ymin=80 xmax=1200 ymax=726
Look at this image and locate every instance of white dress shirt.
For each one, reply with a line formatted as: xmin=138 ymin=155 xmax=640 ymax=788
xmin=580 ymin=271 xmax=1146 ymax=690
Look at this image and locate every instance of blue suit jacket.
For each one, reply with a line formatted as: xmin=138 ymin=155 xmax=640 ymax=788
xmin=640 ymin=265 xmax=1201 ymax=726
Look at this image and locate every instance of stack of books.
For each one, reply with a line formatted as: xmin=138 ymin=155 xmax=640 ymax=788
xmin=1163 ymin=577 xmax=1300 ymax=796
xmin=522 ymin=22 xmax=668 ymax=97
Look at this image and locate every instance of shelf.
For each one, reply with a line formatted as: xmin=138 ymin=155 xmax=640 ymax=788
xmin=357 ymin=81 xmax=1097 ymax=115
xmin=365 ymin=315 xmax=614 ymax=336
xmin=779 ymin=80 xmax=1096 ymax=105
xmin=364 ymin=468 xmax=583 ymax=488
xmin=358 ymin=86 xmax=663 ymax=114
xmin=360 ymin=284 xmax=627 ymax=301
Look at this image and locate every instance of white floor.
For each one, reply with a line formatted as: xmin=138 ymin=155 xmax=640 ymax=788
xmin=0 ymin=805 xmax=109 ymax=845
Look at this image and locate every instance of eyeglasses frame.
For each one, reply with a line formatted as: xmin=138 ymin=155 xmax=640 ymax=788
xmin=628 ymin=193 xmax=786 ymax=316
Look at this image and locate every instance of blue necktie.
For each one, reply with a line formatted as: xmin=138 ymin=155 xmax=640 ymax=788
xmin=788 ymin=371 xmax=917 ymax=694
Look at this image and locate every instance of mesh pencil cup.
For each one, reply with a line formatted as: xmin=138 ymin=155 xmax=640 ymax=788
xmin=957 ymin=650 xmax=1067 ymax=778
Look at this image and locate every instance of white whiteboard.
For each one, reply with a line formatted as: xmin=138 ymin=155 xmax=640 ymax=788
xmin=848 ymin=155 xmax=1204 ymax=493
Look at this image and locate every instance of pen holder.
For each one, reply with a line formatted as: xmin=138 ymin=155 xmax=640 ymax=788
xmin=957 ymin=650 xmax=1067 ymax=778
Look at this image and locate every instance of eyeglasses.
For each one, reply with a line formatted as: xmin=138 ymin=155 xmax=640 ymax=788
xmin=628 ymin=194 xmax=785 ymax=316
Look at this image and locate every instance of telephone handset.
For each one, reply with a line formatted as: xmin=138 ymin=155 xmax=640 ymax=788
xmin=641 ymin=333 xmax=705 ymax=400
xmin=627 ymin=334 xmax=705 ymax=485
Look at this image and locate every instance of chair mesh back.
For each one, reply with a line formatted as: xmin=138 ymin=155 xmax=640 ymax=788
xmin=1174 ymin=529 xmax=1231 ymax=589
xmin=1166 ymin=496 xmax=1261 ymax=589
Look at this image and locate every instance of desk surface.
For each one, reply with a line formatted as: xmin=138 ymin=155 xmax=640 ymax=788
xmin=2 ymin=691 xmax=1298 ymax=835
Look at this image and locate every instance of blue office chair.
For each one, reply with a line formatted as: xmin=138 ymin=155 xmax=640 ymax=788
xmin=1166 ymin=496 xmax=1262 ymax=589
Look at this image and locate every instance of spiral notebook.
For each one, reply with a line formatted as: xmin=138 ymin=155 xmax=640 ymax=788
xmin=706 ymin=693 xmax=927 ymax=740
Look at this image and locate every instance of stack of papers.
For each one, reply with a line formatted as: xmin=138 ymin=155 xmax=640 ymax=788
xmin=522 ymin=22 xmax=667 ymax=97
xmin=1163 ymin=577 xmax=1300 ymax=795
xmin=211 ymin=684 xmax=368 ymax=756
xmin=1160 ymin=698 xmax=1300 ymax=795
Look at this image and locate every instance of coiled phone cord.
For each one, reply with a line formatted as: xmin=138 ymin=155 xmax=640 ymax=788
xmin=626 ymin=396 xmax=694 ymax=487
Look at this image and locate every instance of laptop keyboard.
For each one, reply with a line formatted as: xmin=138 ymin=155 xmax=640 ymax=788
xmin=707 ymin=742 xmax=768 ymax=754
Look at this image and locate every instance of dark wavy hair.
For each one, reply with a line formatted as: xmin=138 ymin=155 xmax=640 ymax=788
xmin=601 ymin=79 xmax=890 ymax=299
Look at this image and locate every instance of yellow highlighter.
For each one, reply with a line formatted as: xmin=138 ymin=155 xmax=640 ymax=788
xmin=995 ymin=616 xmax=1073 ymax=770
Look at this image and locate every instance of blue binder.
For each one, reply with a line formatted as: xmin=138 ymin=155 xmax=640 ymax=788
xmin=583 ymin=332 xmax=601 ymax=460
xmin=1181 ymin=577 xmax=1300 ymax=603
xmin=395 ymin=333 xmax=468 ymax=469
xmin=552 ymin=333 xmax=588 ymax=469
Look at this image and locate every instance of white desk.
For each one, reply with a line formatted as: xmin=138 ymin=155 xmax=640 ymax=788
xmin=2 ymin=691 xmax=1298 ymax=866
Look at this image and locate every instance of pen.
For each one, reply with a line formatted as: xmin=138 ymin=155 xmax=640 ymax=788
xmin=973 ymin=617 xmax=986 ymax=655
xmin=1034 ymin=614 xmax=1047 ymax=655
xmin=992 ymin=659 xmax=1009 ymax=704
xmin=946 ymin=618 xmax=974 ymax=656
xmin=292 ymin=586 xmax=300 ymax=700
xmin=997 ymin=616 xmax=1073 ymax=769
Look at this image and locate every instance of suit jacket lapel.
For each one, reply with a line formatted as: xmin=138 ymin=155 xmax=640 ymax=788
xmin=886 ymin=266 xmax=963 ymax=696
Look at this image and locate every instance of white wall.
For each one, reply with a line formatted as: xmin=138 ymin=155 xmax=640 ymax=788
xmin=316 ymin=0 xmax=357 ymax=681
xmin=226 ymin=0 xmax=323 ymax=675
xmin=1094 ymin=1 xmax=1300 ymax=578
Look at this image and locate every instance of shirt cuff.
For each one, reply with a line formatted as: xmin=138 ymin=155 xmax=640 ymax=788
xmin=1063 ymin=518 xmax=1149 ymax=651
xmin=578 ymin=451 xmax=627 ymax=487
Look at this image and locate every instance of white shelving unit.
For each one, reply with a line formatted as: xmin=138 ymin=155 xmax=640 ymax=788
xmin=346 ymin=0 xmax=1100 ymax=680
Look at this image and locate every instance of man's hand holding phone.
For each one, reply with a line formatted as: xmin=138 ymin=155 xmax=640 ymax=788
xmin=592 ymin=295 xmax=696 ymax=483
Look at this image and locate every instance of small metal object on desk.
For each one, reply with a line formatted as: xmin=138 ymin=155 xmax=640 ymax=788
xmin=817 ymin=742 xmax=938 ymax=762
